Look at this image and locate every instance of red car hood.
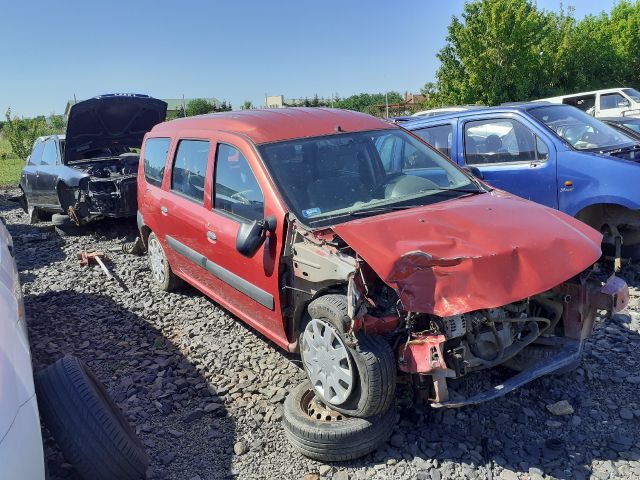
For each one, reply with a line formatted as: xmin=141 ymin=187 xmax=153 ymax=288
xmin=333 ymin=191 xmax=602 ymax=317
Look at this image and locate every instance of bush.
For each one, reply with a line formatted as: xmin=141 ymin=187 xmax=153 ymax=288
xmin=4 ymin=108 xmax=50 ymax=160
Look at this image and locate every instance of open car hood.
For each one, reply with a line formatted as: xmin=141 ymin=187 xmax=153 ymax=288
xmin=64 ymin=94 xmax=167 ymax=163
xmin=333 ymin=190 xmax=602 ymax=317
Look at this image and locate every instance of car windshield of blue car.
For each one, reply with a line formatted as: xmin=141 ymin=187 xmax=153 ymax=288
xmin=258 ymin=129 xmax=482 ymax=227
xmin=530 ymin=105 xmax=637 ymax=151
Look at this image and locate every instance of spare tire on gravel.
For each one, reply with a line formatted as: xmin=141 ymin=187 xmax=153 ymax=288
xmin=51 ymin=213 xmax=85 ymax=237
xmin=35 ymin=355 xmax=149 ymax=480
xmin=282 ymin=380 xmax=398 ymax=462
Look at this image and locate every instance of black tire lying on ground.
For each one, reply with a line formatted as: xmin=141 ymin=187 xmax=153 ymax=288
xmin=35 ymin=355 xmax=149 ymax=480
xmin=282 ymin=380 xmax=398 ymax=462
xmin=51 ymin=213 xmax=85 ymax=237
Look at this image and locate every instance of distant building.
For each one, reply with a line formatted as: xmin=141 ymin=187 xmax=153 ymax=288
xmin=265 ymin=95 xmax=285 ymax=108
xmin=64 ymin=97 xmax=219 ymax=117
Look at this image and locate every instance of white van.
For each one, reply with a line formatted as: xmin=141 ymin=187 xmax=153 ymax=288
xmin=534 ymin=87 xmax=640 ymax=118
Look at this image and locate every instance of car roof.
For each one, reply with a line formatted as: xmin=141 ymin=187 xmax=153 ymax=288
xmin=149 ymin=107 xmax=394 ymax=144
xmin=401 ymin=102 xmax=567 ymax=128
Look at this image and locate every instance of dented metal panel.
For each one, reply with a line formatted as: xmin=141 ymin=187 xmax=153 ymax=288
xmin=333 ymin=191 xmax=603 ymax=317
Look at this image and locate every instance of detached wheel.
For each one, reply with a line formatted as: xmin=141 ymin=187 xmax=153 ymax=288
xmin=283 ymin=381 xmax=398 ymax=462
xmin=147 ymin=232 xmax=183 ymax=291
xmin=35 ymin=356 xmax=149 ymax=480
xmin=52 ymin=213 xmax=85 ymax=237
xmin=301 ymin=294 xmax=396 ymax=418
xmin=503 ymin=344 xmax=582 ymax=375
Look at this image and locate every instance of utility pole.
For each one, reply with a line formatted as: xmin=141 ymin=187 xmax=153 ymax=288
xmin=385 ymin=92 xmax=389 ymax=119
xmin=182 ymin=94 xmax=186 ymax=117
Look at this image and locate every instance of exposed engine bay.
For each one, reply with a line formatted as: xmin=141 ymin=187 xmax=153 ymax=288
xmin=60 ymin=154 xmax=139 ymax=224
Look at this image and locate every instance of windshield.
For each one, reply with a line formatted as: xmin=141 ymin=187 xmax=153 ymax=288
xmin=529 ymin=105 xmax=636 ymax=151
xmin=258 ymin=129 xmax=481 ymax=227
xmin=623 ymin=88 xmax=640 ymax=103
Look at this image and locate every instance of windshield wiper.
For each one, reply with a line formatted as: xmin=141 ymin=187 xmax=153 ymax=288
xmin=602 ymin=143 xmax=640 ymax=155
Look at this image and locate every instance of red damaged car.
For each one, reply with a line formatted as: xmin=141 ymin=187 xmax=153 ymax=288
xmin=136 ymin=108 xmax=628 ymax=461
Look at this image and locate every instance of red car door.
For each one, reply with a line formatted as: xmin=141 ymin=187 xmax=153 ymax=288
xmin=156 ymin=131 xmax=288 ymax=348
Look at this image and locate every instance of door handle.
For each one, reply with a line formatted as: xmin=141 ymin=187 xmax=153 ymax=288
xmin=207 ymin=231 xmax=217 ymax=242
xmin=160 ymin=206 xmax=168 ymax=216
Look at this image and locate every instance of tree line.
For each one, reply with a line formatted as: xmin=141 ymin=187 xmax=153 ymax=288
xmin=425 ymin=0 xmax=640 ymax=107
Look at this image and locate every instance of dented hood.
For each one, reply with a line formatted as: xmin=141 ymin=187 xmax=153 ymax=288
xmin=333 ymin=191 xmax=602 ymax=317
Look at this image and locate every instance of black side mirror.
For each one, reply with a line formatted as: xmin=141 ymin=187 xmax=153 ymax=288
xmin=463 ymin=165 xmax=484 ymax=180
xmin=236 ymin=215 xmax=277 ymax=257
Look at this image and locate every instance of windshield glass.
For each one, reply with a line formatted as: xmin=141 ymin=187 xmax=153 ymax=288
xmin=622 ymin=121 xmax=640 ymax=134
xmin=259 ymin=129 xmax=481 ymax=227
xmin=529 ymin=105 xmax=636 ymax=151
xmin=623 ymin=88 xmax=640 ymax=102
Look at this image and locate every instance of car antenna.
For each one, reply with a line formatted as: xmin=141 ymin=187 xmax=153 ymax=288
xmin=335 ymin=125 xmax=344 ymax=133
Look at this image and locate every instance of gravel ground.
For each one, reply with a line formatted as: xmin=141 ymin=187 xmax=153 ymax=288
xmin=2 ymin=187 xmax=640 ymax=480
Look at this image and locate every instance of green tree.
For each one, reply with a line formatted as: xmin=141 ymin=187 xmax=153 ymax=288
xmin=48 ymin=114 xmax=66 ymax=134
xmin=186 ymin=98 xmax=216 ymax=116
xmin=333 ymin=92 xmax=403 ymax=114
xmin=3 ymin=108 xmax=49 ymax=160
xmin=242 ymin=100 xmax=254 ymax=110
xmin=433 ymin=0 xmax=552 ymax=106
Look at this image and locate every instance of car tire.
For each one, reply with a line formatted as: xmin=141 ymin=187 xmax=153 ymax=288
xmin=282 ymin=380 xmax=398 ymax=462
xmin=147 ymin=231 xmax=183 ymax=291
xmin=34 ymin=356 xmax=149 ymax=480
xmin=503 ymin=344 xmax=581 ymax=375
xmin=22 ymin=193 xmax=46 ymax=224
xmin=51 ymin=213 xmax=84 ymax=237
xmin=302 ymin=294 xmax=396 ymax=418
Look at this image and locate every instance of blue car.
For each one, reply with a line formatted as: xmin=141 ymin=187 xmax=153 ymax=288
xmin=402 ymin=103 xmax=640 ymax=263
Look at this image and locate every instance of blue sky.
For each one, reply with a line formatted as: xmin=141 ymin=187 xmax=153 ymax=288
xmin=0 ymin=0 xmax=618 ymax=117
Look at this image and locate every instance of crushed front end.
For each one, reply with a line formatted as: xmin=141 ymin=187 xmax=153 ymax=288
xmin=59 ymin=157 xmax=139 ymax=225
xmin=351 ymin=270 xmax=628 ymax=407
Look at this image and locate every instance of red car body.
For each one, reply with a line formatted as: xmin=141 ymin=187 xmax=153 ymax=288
xmin=137 ymin=108 xmax=627 ymax=407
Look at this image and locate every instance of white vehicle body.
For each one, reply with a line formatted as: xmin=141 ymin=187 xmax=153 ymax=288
xmin=534 ymin=87 xmax=640 ymax=118
xmin=0 ymin=218 xmax=45 ymax=479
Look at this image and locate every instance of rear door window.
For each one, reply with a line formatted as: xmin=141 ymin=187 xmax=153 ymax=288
xmin=143 ymin=138 xmax=171 ymax=187
xmin=170 ymin=140 xmax=210 ymax=204
xmin=414 ymin=124 xmax=453 ymax=156
xmin=214 ymin=144 xmax=264 ymax=222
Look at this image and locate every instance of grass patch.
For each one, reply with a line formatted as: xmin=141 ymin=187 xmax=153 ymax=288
xmin=0 ymin=133 xmax=23 ymax=186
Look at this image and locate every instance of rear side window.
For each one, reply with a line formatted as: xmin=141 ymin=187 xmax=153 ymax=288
xmin=171 ymin=140 xmax=210 ymax=203
xmin=143 ymin=138 xmax=171 ymax=187
xmin=29 ymin=140 xmax=45 ymax=165
xmin=214 ymin=144 xmax=264 ymax=222
xmin=414 ymin=124 xmax=453 ymax=156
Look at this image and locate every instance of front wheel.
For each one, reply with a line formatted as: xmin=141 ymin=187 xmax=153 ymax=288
xmin=300 ymin=294 xmax=396 ymax=418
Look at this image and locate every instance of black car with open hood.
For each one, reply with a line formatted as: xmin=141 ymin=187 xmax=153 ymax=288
xmin=19 ymin=94 xmax=167 ymax=232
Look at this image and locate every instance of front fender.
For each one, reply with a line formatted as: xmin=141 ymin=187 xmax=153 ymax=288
xmin=567 ymin=195 xmax=640 ymax=218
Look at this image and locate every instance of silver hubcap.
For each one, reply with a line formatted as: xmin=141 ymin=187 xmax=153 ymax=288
xmin=148 ymin=237 xmax=166 ymax=284
xmin=301 ymin=318 xmax=354 ymax=406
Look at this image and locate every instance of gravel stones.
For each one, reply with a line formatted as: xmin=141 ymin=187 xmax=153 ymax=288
xmin=546 ymin=400 xmax=575 ymax=416
xmin=2 ymin=186 xmax=640 ymax=480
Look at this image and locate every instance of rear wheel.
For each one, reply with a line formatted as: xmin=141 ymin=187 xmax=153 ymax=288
xmin=282 ymin=381 xmax=398 ymax=462
xmin=147 ymin=232 xmax=183 ymax=291
xmin=301 ymin=294 xmax=396 ymax=418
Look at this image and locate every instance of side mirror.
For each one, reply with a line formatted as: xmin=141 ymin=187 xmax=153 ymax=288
xmin=463 ymin=165 xmax=484 ymax=179
xmin=236 ymin=215 xmax=277 ymax=257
